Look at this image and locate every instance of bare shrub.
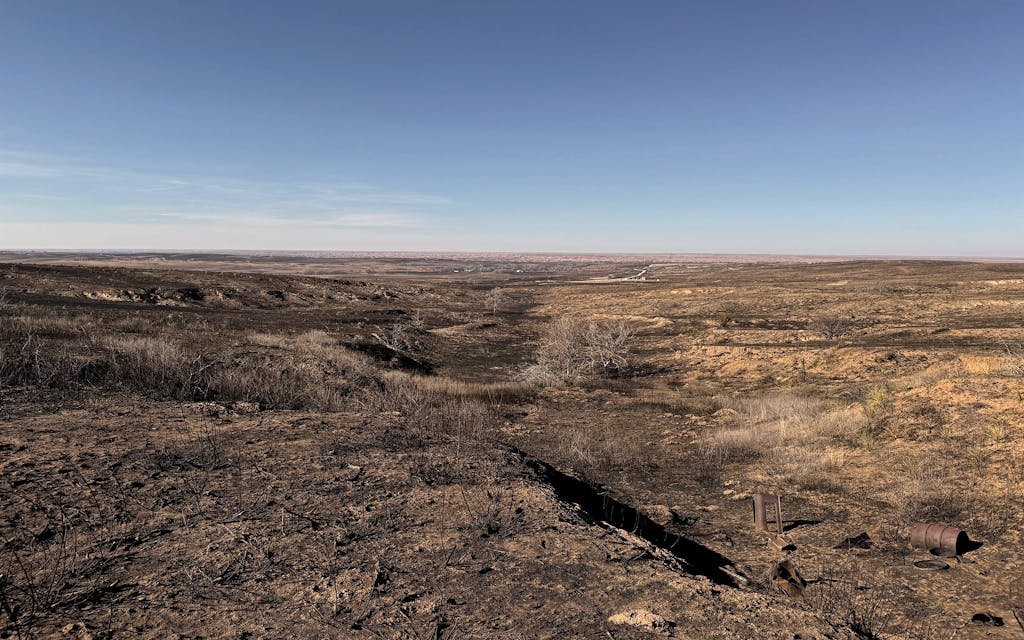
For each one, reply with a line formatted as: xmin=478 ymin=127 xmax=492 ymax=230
xmin=484 ymin=287 xmax=506 ymax=314
xmin=0 ymin=332 xmax=81 ymax=389
xmin=101 ymin=336 xmax=212 ymax=399
xmin=371 ymin=322 xmax=412 ymax=354
xmin=523 ymin=316 xmax=635 ymax=384
xmin=814 ymin=316 xmax=852 ymax=340
xmin=811 ymin=564 xmax=894 ymax=639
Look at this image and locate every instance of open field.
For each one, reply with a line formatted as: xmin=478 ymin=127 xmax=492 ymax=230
xmin=1 ymin=254 xmax=1023 ymax=639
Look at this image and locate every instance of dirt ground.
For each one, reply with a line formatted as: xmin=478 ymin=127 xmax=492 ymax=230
xmin=1 ymin=254 xmax=1022 ymax=639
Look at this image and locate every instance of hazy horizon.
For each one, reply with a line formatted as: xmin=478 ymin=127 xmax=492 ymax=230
xmin=2 ymin=2 xmax=1022 ymax=255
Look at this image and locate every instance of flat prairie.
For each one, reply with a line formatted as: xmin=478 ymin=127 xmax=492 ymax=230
xmin=1 ymin=254 xmax=1022 ymax=639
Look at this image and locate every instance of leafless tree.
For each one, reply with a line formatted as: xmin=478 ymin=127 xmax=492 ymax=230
xmin=484 ymin=287 xmax=506 ymax=314
xmin=815 ymin=316 xmax=851 ymax=340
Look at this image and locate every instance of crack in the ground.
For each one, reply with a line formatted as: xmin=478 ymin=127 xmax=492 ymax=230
xmin=511 ymin=447 xmax=747 ymax=588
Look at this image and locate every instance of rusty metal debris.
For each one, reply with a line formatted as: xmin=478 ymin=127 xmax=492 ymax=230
xmin=768 ymin=533 xmax=795 ymax=553
xmin=910 ymin=523 xmax=967 ymax=557
xmin=767 ymin=559 xmax=805 ymax=597
xmin=970 ymin=613 xmax=1004 ymax=627
xmin=752 ymin=491 xmax=783 ymax=534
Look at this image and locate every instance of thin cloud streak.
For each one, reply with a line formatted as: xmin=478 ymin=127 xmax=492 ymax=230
xmin=155 ymin=211 xmax=426 ymax=229
xmin=0 ymin=149 xmax=453 ymax=214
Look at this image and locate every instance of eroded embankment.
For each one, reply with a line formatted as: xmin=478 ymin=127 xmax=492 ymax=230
xmin=511 ymin=446 xmax=746 ymax=587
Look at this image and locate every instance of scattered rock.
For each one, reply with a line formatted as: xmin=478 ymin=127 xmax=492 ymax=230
xmin=229 ymin=401 xmax=261 ymax=414
xmin=644 ymin=504 xmax=674 ymax=526
xmin=608 ymin=609 xmax=674 ymax=632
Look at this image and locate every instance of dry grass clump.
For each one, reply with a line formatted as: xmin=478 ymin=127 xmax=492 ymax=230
xmin=2 ymin=325 xmax=378 ymax=411
xmin=362 ymin=375 xmax=498 ymax=442
xmin=693 ymin=393 xmax=869 ymax=492
xmin=721 ymin=393 xmax=825 ymax=424
xmin=379 ymin=370 xmax=533 ymax=405
xmin=560 ymin=421 xmax=647 ymax=480
xmin=885 ymin=461 xmax=967 ymax=529
xmin=5 ymin=314 xmax=92 ymax=338
xmin=209 ymin=359 xmax=347 ymax=411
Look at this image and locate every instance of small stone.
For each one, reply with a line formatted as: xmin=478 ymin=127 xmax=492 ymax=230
xmin=608 ymin=609 xmax=674 ymax=632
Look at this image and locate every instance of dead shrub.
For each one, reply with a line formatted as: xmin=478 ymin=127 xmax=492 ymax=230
xmin=0 ymin=332 xmax=81 ymax=390
xmin=101 ymin=336 xmax=212 ymax=400
xmin=522 ymin=316 xmax=636 ymax=385
xmin=814 ymin=316 xmax=852 ymax=341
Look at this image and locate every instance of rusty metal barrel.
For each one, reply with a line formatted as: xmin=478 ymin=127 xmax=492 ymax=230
xmin=910 ymin=523 xmax=966 ymax=557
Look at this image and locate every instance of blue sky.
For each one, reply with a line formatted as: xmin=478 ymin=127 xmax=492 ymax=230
xmin=1 ymin=1 xmax=1021 ymax=255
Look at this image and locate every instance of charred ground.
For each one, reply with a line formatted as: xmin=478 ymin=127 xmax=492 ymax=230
xmin=1 ymin=255 xmax=1022 ymax=639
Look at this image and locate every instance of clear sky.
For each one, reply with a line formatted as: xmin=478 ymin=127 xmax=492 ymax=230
xmin=1 ymin=1 xmax=1021 ymax=255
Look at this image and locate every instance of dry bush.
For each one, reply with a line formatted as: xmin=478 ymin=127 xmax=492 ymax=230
xmin=101 ymin=336 xmax=212 ymax=400
xmin=522 ymin=316 xmax=635 ymax=385
xmin=811 ymin=563 xmax=895 ymax=640
xmin=0 ymin=332 xmax=81 ymax=389
xmin=814 ymin=316 xmax=852 ymax=341
xmin=484 ymin=287 xmax=506 ymax=314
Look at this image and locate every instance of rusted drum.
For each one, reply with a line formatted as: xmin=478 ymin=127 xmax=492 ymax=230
xmin=910 ymin=523 xmax=966 ymax=557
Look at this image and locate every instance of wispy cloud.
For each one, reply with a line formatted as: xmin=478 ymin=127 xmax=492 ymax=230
xmin=0 ymin=149 xmax=451 ymax=225
xmin=156 ymin=211 xmax=425 ymax=229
